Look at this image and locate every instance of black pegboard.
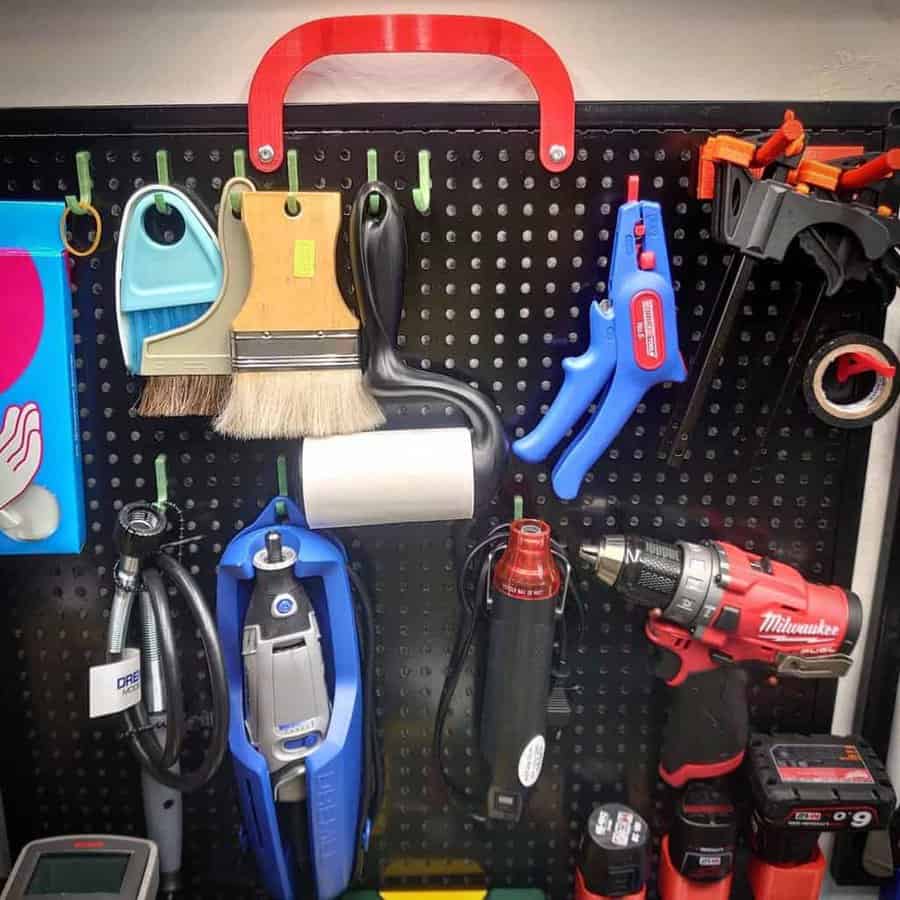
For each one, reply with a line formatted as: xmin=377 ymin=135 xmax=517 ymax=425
xmin=0 ymin=103 xmax=892 ymax=899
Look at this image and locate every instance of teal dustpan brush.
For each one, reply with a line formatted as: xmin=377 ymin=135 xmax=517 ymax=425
xmin=115 ymin=184 xmax=222 ymax=380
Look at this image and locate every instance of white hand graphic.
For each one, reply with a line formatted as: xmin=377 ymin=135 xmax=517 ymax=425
xmin=0 ymin=402 xmax=43 ymax=509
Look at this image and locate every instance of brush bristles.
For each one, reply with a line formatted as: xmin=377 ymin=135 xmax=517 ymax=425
xmin=137 ymin=375 xmax=231 ymax=418
xmin=213 ymin=370 xmax=386 ymax=439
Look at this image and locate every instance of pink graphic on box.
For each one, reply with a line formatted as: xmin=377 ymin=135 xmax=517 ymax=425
xmin=0 ymin=251 xmax=45 ymax=393
xmin=0 ymin=402 xmax=44 ymax=509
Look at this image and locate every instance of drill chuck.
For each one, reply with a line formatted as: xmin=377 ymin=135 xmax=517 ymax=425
xmin=580 ymin=535 xmax=684 ymax=609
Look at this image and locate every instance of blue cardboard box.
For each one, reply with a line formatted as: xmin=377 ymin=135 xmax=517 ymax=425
xmin=0 ymin=200 xmax=85 ymax=554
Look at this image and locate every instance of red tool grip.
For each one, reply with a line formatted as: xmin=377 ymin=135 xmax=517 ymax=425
xmin=752 ymin=115 xmax=805 ymax=167
xmin=248 ymin=15 xmax=575 ymax=174
xmin=838 ymin=148 xmax=900 ymax=190
xmin=746 ymin=846 xmax=825 ymax=900
xmin=576 ymin=868 xmax=646 ymax=900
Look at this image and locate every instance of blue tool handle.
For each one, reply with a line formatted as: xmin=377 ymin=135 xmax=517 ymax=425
xmin=551 ymin=371 xmax=648 ymax=499
xmin=512 ymin=301 xmax=616 ymax=463
xmin=881 ymin=873 xmax=900 ymax=900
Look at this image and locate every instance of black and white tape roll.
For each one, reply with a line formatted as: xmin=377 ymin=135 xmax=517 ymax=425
xmin=803 ymin=332 xmax=899 ymax=429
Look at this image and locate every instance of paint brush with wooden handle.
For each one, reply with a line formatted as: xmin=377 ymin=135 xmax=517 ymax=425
xmin=214 ymin=190 xmax=384 ymax=439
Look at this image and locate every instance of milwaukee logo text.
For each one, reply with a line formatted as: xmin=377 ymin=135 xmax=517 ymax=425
xmin=758 ymin=613 xmax=839 ymax=639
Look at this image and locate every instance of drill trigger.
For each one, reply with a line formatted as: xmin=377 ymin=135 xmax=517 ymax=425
xmin=654 ymin=647 xmax=682 ymax=682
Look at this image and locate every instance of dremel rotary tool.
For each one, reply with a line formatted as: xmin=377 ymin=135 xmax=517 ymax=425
xmin=243 ymin=531 xmax=331 ymax=863
xmin=580 ymin=535 xmax=861 ymax=787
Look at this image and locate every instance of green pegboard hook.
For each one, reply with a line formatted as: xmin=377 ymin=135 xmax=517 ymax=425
xmin=513 ymin=495 xmax=524 ymax=521
xmin=275 ymin=454 xmax=289 ymax=519
xmin=154 ymin=454 xmax=169 ymax=511
xmin=412 ymin=149 xmax=432 ymax=214
xmin=286 ymin=149 xmax=301 ymax=216
xmin=64 ymin=151 xmax=93 ymax=216
xmin=155 ymin=149 xmax=171 ymax=214
xmin=367 ymin=148 xmax=380 ymax=214
xmin=231 ymin=149 xmax=247 ymax=215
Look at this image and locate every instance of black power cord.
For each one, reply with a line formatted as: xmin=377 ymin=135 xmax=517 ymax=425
xmin=432 ymin=523 xmax=585 ymax=823
xmin=346 ymin=564 xmax=384 ymax=881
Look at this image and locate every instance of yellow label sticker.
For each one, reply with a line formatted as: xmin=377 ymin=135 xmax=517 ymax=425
xmin=293 ymin=239 xmax=315 ymax=278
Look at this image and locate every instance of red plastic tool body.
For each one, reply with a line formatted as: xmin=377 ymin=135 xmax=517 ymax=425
xmin=647 ymin=541 xmax=854 ymax=687
xmin=747 ymin=846 xmax=825 ymax=900
xmin=575 ymin=868 xmax=646 ymax=900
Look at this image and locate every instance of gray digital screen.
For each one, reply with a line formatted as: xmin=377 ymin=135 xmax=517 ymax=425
xmin=26 ymin=852 xmax=130 ymax=894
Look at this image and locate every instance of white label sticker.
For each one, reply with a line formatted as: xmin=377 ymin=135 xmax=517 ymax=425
xmin=89 ymin=648 xmax=141 ymax=718
xmin=518 ymin=735 xmax=546 ymax=788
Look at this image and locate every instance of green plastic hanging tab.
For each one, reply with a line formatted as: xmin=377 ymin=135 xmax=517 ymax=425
xmin=513 ymin=495 xmax=524 ymax=521
xmin=155 ymin=150 xmax=171 ymax=214
xmin=412 ymin=149 xmax=432 ymax=214
xmin=154 ymin=454 xmax=169 ymax=510
xmin=231 ymin=149 xmax=247 ymax=215
xmin=275 ymin=454 xmax=289 ymax=519
xmin=286 ymin=149 xmax=301 ymax=216
xmin=367 ymin=149 xmax=380 ymax=214
xmin=64 ymin=151 xmax=93 ymax=216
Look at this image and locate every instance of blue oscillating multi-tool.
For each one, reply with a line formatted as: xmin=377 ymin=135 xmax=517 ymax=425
xmin=513 ymin=176 xmax=687 ymax=500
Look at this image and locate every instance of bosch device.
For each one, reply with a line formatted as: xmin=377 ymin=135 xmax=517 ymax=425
xmin=658 ymin=780 xmax=736 ymax=900
xmin=0 ymin=836 xmax=158 ymax=900
xmin=243 ymin=530 xmax=331 ymax=867
xmin=575 ymin=803 xmax=650 ymax=900
xmin=746 ymin=733 xmax=895 ymax=900
xmin=579 ymin=535 xmax=860 ymax=786
xmin=434 ymin=516 xmax=582 ymax=824
xmin=513 ymin=175 xmax=686 ymax=500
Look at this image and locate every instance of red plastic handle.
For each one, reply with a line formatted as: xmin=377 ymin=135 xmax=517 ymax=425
xmin=838 ymin=147 xmax=900 ymax=191
xmin=248 ymin=15 xmax=575 ymax=173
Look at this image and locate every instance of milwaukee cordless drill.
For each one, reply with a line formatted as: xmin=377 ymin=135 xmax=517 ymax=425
xmin=579 ymin=536 xmax=861 ymax=786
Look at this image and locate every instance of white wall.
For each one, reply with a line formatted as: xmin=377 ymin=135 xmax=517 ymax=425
xmin=1 ymin=0 xmax=899 ymax=108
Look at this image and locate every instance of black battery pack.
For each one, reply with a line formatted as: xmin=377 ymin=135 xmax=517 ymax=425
xmin=746 ymin=733 xmax=896 ymax=865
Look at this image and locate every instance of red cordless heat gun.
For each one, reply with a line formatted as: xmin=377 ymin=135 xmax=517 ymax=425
xmin=579 ymin=536 xmax=861 ymax=787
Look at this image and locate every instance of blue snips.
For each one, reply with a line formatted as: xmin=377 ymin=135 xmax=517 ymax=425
xmin=513 ymin=176 xmax=686 ymax=500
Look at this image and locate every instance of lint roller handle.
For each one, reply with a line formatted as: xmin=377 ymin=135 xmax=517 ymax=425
xmin=248 ymin=15 xmax=574 ymax=175
xmin=350 ymin=181 xmax=407 ymax=381
xmin=349 ymin=182 xmax=509 ymax=511
xmin=512 ymin=300 xmax=617 ymax=464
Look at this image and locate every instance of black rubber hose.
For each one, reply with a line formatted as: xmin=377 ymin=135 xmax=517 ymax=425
xmin=121 ymin=553 xmax=229 ymax=793
xmin=131 ymin=570 xmax=184 ymax=770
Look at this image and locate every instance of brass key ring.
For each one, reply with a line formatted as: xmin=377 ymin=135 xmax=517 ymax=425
xmin=60 ymin=202 xmax=102 ymax=257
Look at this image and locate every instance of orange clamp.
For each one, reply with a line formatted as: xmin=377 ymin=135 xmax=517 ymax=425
xmin=787 ymin=158 xmax=842 ymax=192
xmin=752 ymin=111 xmax=806 ymax=167
xmin=697 ymin=135 xmax=757 ymax=200
xmin=839 ymin=147 xmax=900 ymax=191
